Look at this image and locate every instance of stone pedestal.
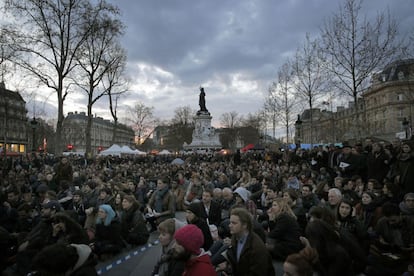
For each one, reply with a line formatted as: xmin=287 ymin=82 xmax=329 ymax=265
xmin=183 ymin=111 xmax=221 ymax=151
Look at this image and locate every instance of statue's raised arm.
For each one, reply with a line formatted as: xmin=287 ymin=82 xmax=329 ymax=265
xmin=199 ymin=87 xmax=208 ymax=112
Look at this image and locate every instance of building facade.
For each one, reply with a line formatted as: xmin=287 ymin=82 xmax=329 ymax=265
xmin=0 ymin=82 xmax=28 ymax=154
xmin=296 ymin=59 xmax=414 ymax=144
xmin=62 ymin=111 xmax=134 ymax=155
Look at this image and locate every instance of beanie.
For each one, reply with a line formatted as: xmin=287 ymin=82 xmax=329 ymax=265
xmin=174 ymin=224 xmax=204 ymax=255
xmin=187 ymin=202 xmax=203 ymax=218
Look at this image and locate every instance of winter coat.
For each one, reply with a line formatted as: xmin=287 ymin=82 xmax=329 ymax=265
xmin=199 ymin=200 xmax=222 ymax=227
xmin=182 ymin=252 xmax=216 ymax=276
xmin=69 ymin=244 xmax=98 ymax=276
xmin=152 ymin=240 xmax=185 ymax=276
xmin=267 ymin=213 xmax=304 ymax=261
xmin=226 ymin=232 xmax=275 ymax=276
xmin=120 ymin=205 xmax=149 ymax=246
xmin=94 ymin=218 xmax=123 ymax=255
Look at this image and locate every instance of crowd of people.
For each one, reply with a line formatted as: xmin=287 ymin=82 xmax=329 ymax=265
xmin=0 ymin=138 xmax=413 ymax=276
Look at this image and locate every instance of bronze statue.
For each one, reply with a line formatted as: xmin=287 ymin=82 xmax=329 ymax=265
xmin=199 ymin=87 xmax=208 ymax=112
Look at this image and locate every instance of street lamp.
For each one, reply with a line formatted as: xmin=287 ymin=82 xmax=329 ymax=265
xmin=295 ymin=114 xmax=302 ymax=147
xmin=402 ymin=117 xmax=411 ymax=139
xmin=30 ymin=117 xmax=38 ymax=152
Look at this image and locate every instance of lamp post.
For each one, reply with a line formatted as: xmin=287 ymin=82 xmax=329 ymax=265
xmin=402 ymin=117 xmax=411 ymax=140
xmin=30 ymin=117 xmax=38 ymax=152
xmin=295 ymin=114 xmax=302 ymax=148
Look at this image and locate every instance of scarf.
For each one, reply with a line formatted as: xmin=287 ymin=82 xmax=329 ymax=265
xmin=154 ymin=187 xmax=169 ymax=212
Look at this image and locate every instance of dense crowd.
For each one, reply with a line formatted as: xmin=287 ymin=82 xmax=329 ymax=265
xmin=0 ymin=138 xmax=413 ymax=276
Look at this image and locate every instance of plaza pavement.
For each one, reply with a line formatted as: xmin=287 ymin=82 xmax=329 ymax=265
xmin=95 ymin=211 xmax=186 ymax=276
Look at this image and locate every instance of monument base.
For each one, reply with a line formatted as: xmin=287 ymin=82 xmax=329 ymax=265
xmin=183 ymin=111 xmax=221 ymax=151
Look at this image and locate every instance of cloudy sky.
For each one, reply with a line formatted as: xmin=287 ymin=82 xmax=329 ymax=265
xmin=22 ymin=0 xmax=414 ymax=127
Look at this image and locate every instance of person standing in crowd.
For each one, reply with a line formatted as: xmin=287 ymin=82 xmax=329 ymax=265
xmin=366 ymin=142 xmax=391 ymax=184
xmin=224 ymin=208 xmax=275 ymax=276
xmin=152 ymin=218 xmax=186 ymax=276
xmin=393 ymin=141 xmax=414 ymax=195
xmin=54 ymin=157 xmax=73 ymax=184
xmin=172 ymin=224 xmax=216 ymax=276
xmin=337 ymin=143 xmax=360 ymax=178
xmin=120 ymin=195 xmax=149 ymax=247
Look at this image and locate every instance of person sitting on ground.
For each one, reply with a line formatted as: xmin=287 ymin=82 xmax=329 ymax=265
xmin=222 ymin=207 xmax=275 ymax=276
xmin=13 ymin=200 xmax=62 ymax=275
xmin=152 ymin=218 xmax=186 ymax=276
xmin=120 ymin=195 xmax=149 ymax=247
xmin=172 ymin=224 xmax=216 ymax=276
xmin=266 ymin=198 xmax=304 ymax=274
xmin=31 ymin=243 xmax=97 ymax=276
xmin=146 ymin=177 xmax=176 ymax=231
xmin=305 ymin=219 xmax=354 ymax=276
xmin=367 ymin=202 xmax=414 ymax=276
xmin=185 ymin=202 xmax=213 ymax=251
xmin=90 ymin=204 xmax=123 ymax=260
xmin=51 ymin=212 xmax=89 ymax=245
xmin=283 ymin=241 xmax=319 ymax=276
xmin=232 ymin=187 xmax=257 ymax=217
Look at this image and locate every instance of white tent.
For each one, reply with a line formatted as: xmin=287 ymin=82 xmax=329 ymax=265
xmin=134 ymin=149 xmax=147 ymax=155
xmin=121 ymin=145 xmax=136 ymax=155
xmin=99 ymin=144 xmax=122 ymax=156
xmin=158 ymin=149 xmax=172 ymax=155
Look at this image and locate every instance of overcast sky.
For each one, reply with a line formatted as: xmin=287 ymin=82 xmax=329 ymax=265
xmin=22 ymin=0 xmax=414 ymax=127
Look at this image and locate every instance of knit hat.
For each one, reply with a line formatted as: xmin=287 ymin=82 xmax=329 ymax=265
xmin=233 ymin=187 xmax=251 ymax=202
xmin=174 ymin=224 xmax=204 ymax=255
xmin=187 ymin=202 xmax=203 ymax=218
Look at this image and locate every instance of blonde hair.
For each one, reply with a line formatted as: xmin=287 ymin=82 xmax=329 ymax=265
xmin=272 ymin=197 xmax=296 ymax=219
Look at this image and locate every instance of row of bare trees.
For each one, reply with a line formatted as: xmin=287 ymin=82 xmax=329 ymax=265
xmin=125 ymin=101 xmax=265 ymax=150
xmin=0 ymin=0 xmax=127 ymax=155
xmin=264 ymin=0 xmax=408 ymax=144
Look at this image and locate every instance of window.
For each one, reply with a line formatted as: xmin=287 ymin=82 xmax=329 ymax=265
xmin=397 ymin=94 xmax=403 ymax=101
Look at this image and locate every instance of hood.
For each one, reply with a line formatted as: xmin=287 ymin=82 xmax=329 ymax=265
xmin=233 ymin=187 xmax=251 ymax=202
xmin=399 ymin=201 xmax=414 ymax=215
xmin=70 ymin=244 xmax=92 ymax=272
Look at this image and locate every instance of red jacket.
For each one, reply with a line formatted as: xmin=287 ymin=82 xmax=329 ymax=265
xmin=183 ymin=253 xmax=216 ymax=276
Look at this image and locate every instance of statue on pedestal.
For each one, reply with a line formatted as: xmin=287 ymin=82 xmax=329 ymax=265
xmin=198 ymin=87 xmax=208 ymax=113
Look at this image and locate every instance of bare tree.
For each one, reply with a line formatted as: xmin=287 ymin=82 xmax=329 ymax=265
xmin=2 ymin=0 xmax=99 ymax=154
xmin=102 ymin=47 xmax=128 ymax=145
xmin=171 ymin=106 xmax=195 ymax=125
xmin=220 ymin=111 xmax=241 ymax=129
xmin=321 ymin=0 xmax=401 ymax=138
xmin=266 ymin=62 xmax=298 ymax=143
xmin=73 ymin=1 xmax=125 ymax=156
xmin=0 ymin=30 xmax=17 ymax=81
xmin=291 ymin=34 xmax=329 ymax=145
xmin=125 ymin=102 xmax=158 ymax=145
